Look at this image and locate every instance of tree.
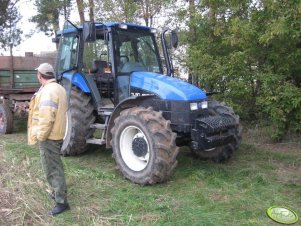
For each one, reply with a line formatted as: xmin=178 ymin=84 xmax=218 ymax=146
xmin=94 ymin=0 xmax=171 ymax=26
xmin=31 ymin=0 xmax=71 ymax=36
xmin=0 ymin=0 xmax=22 ymax=88
xmin=88 ymin=0 xmax=95 ymax=21
xmin=0 ymin=0 xmax=22 ymax=51
xmin=184 ymin=0 xmax=301 ymax=140
xmin=135 ymin=0 xmax=170 ymax=27
xmin=76 ymin=0 xmax=85 ymax=23
xmin=94 ymin=0 xmax=138 ymax=23
xmin=0 ymin=0 xmax=10 ymax=27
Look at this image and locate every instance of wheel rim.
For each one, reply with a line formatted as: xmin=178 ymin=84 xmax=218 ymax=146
xmin=119 ymin=125 xmax=150 ymax=171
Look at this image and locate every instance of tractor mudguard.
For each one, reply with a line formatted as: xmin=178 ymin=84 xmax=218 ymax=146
xmin=62 ymin=71 xmax=102 ymax=108
xmin=106 ymin=95 xmax=155 ymax=149
xmin=63 ymin=71 xmax=90 ymax=92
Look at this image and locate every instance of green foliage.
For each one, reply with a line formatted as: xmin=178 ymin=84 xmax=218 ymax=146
xmin=258 ymin=78 xmax=301 ymax=140
xmin=185 ymin=0 xmax=301 ymax=140
xmin=94 ymin=0 xmax=171 ymax=26
xmin=0 ymin=0 xmax=10 ymax=26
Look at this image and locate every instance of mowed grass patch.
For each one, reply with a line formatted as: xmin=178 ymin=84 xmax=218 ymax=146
xmin=0 ymin=120 xmax=300 ymax=225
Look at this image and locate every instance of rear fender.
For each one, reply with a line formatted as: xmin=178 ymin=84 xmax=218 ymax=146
xmin=106 ymin=95 xmax=154 ymax=149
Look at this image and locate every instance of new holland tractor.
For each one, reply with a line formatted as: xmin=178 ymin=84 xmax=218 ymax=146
xmin=54 ymin=20 xmax=242 ymax=185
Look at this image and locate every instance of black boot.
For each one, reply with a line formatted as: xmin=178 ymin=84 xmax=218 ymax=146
xmin=49 ymin=203 xmax=70 ymax=216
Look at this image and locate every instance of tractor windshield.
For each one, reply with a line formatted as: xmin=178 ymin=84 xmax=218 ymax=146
xmin=114 ymin=28 xmax=162 ymax=74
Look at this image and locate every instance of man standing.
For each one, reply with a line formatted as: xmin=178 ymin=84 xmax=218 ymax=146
xmin=28 ymin=63 xmax=69 ymax=216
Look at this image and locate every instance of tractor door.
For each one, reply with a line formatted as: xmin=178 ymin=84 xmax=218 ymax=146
xmin=81 ymin=25 xmax=115 ymax=107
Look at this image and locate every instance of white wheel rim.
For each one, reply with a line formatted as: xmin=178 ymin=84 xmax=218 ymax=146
xmin=119 ymin=125 xmax=150 ymax=171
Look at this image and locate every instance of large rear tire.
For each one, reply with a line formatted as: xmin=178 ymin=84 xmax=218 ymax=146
xmin=0 ymin=102 xmax=13 ymax=134
xmin=192 ymin=101 xmax=242 ymax=162
xmin=111 ymin=107 xmax=179 ymax=185
xmin=61 ymin=87 xmax=96 ymax=155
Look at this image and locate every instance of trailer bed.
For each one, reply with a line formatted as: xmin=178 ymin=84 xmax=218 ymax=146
xmin=0 ymin=70 xmax=39 ymax=96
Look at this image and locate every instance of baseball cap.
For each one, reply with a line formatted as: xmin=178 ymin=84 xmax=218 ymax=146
xmin=35 ymin=63 xmax=55 ymax=77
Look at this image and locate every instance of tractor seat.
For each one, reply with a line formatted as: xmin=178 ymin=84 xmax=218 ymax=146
xmin=92 ymin=60 xmax=113 ymax=97
xmin=91 ymin=60 xmax=107 ymax=76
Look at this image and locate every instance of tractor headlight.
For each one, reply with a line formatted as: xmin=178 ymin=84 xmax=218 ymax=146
xmin=200 ymin=101 xmax=208 ymax=109
xmin=190 ymin=103 xmax=198 ymax=111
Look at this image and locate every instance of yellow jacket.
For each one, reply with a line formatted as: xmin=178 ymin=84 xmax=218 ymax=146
xmin=28 ymin=79 xmax=67 ymax=145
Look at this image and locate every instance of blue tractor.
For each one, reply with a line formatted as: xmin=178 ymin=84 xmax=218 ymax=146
xmin=54 ymin=20 xmax=242 ymax=185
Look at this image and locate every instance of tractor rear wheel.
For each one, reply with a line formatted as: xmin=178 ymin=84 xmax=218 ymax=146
xmin=111 ymin=107 xmax=179 ymax=185
xmin=192 ymin=101 xmax=242 ymax=162
xmin=0 ymin=102 xmax=13 ymax=134
xmin=61 ymin=87 xmax=96 ymax=155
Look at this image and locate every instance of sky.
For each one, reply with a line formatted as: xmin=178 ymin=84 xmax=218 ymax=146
xmin=0 ymin=0 xmax=58 ymax=56
xmin=1 ymin=0 xmax=183 ymax=57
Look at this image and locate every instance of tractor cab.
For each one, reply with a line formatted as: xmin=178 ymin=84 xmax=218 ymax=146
xmin=55 ymin=20 xmax=164 ymax=107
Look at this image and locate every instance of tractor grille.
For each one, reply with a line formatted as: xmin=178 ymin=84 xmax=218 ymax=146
xmin=196 ymin=115 xmax=237 ymax=134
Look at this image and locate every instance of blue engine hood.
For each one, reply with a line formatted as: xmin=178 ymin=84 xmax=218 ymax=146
xmin=130 ymin=72 xmax=207 ymax=101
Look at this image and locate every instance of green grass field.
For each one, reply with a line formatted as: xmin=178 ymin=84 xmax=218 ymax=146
xmin=1 ymin=120 xmax=300 ymax=226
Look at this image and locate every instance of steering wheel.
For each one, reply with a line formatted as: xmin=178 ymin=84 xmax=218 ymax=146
xmin=120 ymin=55 xmax=129 ymax=64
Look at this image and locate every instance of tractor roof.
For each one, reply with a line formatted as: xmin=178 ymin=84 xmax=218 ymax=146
xmin=56 ymin=22 xmax=153 ymax=36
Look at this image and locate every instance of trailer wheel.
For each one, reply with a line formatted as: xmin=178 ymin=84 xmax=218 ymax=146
xmin=192 ymin=101 xmax=242 ymax=162
xmin=111 ymin=107 xmax=179 ymax=185
xmin=61 ymin=87 xmax=96 ymax=155
xmin=0 ymin=102 xmax=13 ymax=134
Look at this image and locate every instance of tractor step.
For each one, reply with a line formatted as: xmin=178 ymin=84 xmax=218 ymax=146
xmin=86 ymin=138 xmax=106 ymax=145
xmin=90 ymin=123 xmax=107 ymax=129
xmin=98 ymin=107 xmax=113 ymax=116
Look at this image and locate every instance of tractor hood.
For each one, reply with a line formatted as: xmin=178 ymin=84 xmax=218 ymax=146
xmin=130 ymin=72 xmax=207 ymax=101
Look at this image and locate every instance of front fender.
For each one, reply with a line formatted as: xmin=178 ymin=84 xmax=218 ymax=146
xmin=63 ymin=71 xmax=91 ymax=93
xmin=62 ymin=71 xmax=102 ymax=108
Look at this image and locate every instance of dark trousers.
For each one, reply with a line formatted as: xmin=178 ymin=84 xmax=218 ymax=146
xmin=39 ymin=140 xmax=67 ymax=204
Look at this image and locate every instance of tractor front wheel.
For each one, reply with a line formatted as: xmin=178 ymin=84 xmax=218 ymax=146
xmin=111 ymin=107 xmax=179 ymax=185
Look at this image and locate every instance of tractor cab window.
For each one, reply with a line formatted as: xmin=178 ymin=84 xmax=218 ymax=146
xmin=115 ymin=28 xmax=161 ymax=74
xmin=83 ymin=38 xmax=108 ymax=74
xmin=57 ymin=34 xmax=79 ymax=73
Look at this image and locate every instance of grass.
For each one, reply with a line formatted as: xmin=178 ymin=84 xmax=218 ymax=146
xmin=0 ymin=120 xmax=300 ymax=225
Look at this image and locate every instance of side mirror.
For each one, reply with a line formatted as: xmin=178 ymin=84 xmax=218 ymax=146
xmin=171 ymin=30 xmax=178 ymax=49
xmin=83 ymin=22 xmax=96 ymax=42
